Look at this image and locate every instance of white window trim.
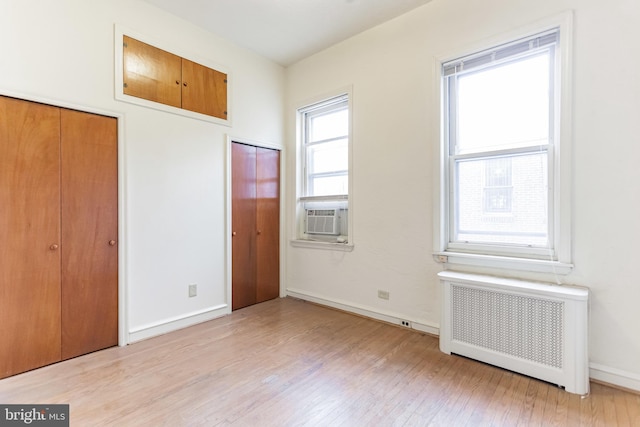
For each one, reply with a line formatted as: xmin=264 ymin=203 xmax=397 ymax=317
xmin=291 ymin=86 xmax=354 ymax=250
xmin=433 ymin=12 xmax=573 ymax=274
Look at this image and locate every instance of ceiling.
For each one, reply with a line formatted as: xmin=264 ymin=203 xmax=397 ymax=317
xmin=142 ymin=0 xmax=433 ymax=66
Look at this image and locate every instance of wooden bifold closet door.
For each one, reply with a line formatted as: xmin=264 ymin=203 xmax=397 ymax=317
xmin=0 ymin=98 xmax=62 ymax=377
xmin=231 ymin=142 xmax=280 ymax=310
xmin=60 ymin=109 xmax=118 ymax=360
xmin=0 ymin=96 xmax=118 ymax=379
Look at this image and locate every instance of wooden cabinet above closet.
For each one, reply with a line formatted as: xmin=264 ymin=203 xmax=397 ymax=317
xmin=123 ymin=35 xmax=228 ymax=120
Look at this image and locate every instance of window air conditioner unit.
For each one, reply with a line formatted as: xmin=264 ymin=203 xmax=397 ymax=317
xmin=306 ymin=209 xmax=340 ymax=235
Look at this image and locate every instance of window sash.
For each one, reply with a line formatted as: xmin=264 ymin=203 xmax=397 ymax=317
xmin=449 ymin=149 xmax=550 ymax=250
xmin=307 ymin=171 xmax=348 ymax=198
xmin=446 ymin=51 xmax=555 ymax=156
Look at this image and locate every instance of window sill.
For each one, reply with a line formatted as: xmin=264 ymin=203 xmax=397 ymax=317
xmin=434 ymin=251 xmax=573 ymax=275
xmin=290 ymin=239 xmax=354 ymax=252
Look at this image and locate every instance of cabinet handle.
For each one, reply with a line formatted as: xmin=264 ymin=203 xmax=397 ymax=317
xmin=49 ymin=244 xmax=59 ymax=250
xmin=109 ymin=240 xmax=116 ymax=246
xmin=183 ymin=82 xmax=188 ymax=87
xmin=257 ymin=230 xmax=262 ymax=235
xmin=232 ymin=232 xmax=237 ymax=236
xmin=175 ymin=80 xmax=180 ymax=85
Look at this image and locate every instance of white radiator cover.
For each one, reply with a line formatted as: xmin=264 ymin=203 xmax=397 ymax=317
xmin=438 ymin=271 xmax=589 ymax=395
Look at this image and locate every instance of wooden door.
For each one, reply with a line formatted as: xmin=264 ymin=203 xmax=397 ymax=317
xmin=256 ymin=147 xmax=280 ymax=303
xmin=232 ymin=143 xmax=257 ymax=310
xmin=182 ymin=59 xmax=228 ymax=120
xmin=123 ymin=35 xmax=182 ymax=108
xmin=232 ymin=143 xmax=280 ymax=310
xmin=0 ymin=96 xmax=62 ymax=378
xmin=60 ymin=109 xmax=118 ymax=360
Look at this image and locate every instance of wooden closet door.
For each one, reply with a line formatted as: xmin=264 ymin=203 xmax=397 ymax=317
xmin=256 ymin=147 xmax=280 ymax=303
xmin=232 ymin=143 xmax=257 ymax=310
xmin=60 ymin=109 xmax=118 ymax=360
xmin=0 ymin=96 xmax=62 ymax=379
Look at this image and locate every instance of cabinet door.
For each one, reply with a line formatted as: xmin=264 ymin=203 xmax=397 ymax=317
xmin=182 ymin=58 xmax=228 ymax=120
xmin=232 ymin=143 xmax=257 ymax=310
xmin=0 ymin=96 xmax=62 ymax=379
xmin=123 ymin=35 xmax=182 ymax=108
xmin=60 ymin=109 xmax=118 ymax=360
xmin=256 ymin=147 xmax=280 ymax=303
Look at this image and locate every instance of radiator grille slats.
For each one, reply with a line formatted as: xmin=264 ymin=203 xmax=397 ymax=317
xmin=451 ymin=285 xmax=564 ymax=369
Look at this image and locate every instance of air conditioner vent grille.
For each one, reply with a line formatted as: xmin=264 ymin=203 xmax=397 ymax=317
xmin=309 ymin=209 xmax=335 ymax=216
xmin=306 ymin=209 xmax=340 ymax=235
xmin=451 ymin=285 xmax=564 ymax=369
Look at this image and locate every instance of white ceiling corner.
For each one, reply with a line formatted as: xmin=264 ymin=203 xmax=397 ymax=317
xmin=142 ymin=0 xmax=433 ymax=66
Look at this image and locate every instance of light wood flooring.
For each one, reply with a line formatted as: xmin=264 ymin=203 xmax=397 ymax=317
xmin=0 ymin=297 xmax=638 ymax=426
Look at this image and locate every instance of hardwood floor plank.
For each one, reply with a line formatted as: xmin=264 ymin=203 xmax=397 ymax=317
xmin=0 ymin=297 xmax=635 ymax=426
xmin=622 ymin=388 xmax=640 ymax=426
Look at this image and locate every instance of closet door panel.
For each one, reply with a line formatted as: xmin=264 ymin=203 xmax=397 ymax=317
xmin=232 ymin=143 xmax=257 ymax=310
xmin=60 ymin=109 xmax=118 ymax=360
xmin=0 ymin=96 xmax=62 ymax=378
xmin=256 ymin=147 xmax=280 ymax=303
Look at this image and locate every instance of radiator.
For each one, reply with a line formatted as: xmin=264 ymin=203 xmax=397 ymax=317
xmin=438 ymin=271 xmax=589 ymax=395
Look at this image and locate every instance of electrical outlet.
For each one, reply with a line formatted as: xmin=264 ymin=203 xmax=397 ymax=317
xmin=400 ymin=320 xmax=411 ymax=327
xmin=378 ymin=290 xmax=390 ymax=300
xmin=188 ymin=284 xmax=197 ymax=298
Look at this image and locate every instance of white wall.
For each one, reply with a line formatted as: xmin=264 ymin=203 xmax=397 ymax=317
xmin=0 ymin=0 xmax=284 ymax=341
xmin=285 ymin=0 xmax=640 ymax=391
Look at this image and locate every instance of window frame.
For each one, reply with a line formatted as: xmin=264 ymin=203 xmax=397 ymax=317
xmin=434 ymin=13 xmax=573 ymax=274
xmin=302 ymin=98 xmax=349 ymax=198
xmin=292 ymin=88 xmax=354 ymax=250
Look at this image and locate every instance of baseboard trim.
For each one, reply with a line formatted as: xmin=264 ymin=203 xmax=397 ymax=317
xmin=590 ymin=363 xmax=640 ymax=394
xmin=128 ymin=304 xmax=229 ymax=343
xmin=286 ymin=288 xmax=439 ymax=336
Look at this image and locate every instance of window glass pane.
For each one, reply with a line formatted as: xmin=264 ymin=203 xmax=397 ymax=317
xmin=309 ymin=108 xmax=348 ymax=142
xmin=456 ymin=53 xmax=550 ymax=154
xmin=310 ymin=175 xmax=348 ymax=197
xmin=454 ymin=152 xmax=548 ymax=246
xmin=485 ymin=157 xmax=512 ymax=187
xmin=484 ymin=187 xmax=512 ymax=213
xmin=307 ymin=139 xmax=348 ymax=175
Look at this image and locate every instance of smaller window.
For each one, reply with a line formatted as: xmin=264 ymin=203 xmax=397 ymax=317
xmin=297 ymin=93 xmax=350 ymax=244
xmin=304 ymin=98 xmax=349 ymax=198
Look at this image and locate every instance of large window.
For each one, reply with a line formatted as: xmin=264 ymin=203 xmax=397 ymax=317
xmin=296 ymin=93 xmax=351 ymax=245
xmin=441 ymin=27 xmax=569 ymax=265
